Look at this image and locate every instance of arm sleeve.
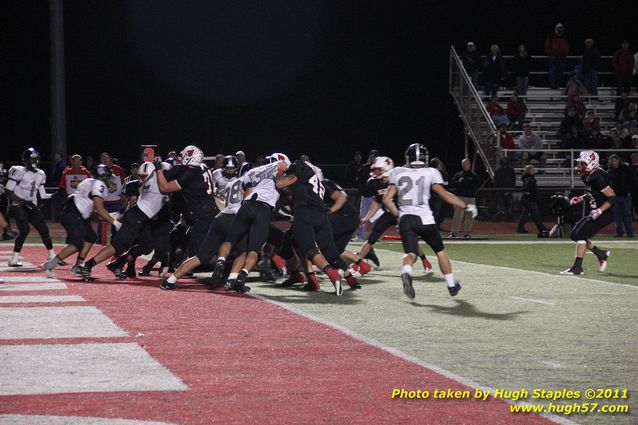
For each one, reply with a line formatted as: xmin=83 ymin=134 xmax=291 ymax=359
xmin=431 ymin=169 xmax=444 ymax=185
xmin=5 ymin=166 xmax=23 ymax=191
xmin=38 ymin=184 xmax=52 ymax=200
xmin=387 ymin=169 xmax=398 ymax=186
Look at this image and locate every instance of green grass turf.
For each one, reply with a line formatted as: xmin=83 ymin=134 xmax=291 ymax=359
xmin=378 ymin=242 xmax=638 ymax=287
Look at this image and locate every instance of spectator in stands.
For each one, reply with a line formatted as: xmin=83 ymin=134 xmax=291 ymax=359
xmin=615 ymin=93 xmax=630 ymax=121
xmin=565 ymin=94 xmax=586 ymax=118
xmin=344 ymin=151 xmax=362 ymax=188
xmin=460 ymin=41 xmax=481 ymax=88
xmin=581 ymin=110 xmax=600 ymax=135
xmin=544 ymin=23 xmax=569 ymax=89
xmin=559 ymin=108 xmax=582 ymax=142
xmin=235 ymin=150 xmax=246 ymax=167
xmin=450 ymin=158 xmax=481 ymax=238
xmin=494 ymin=157 xmax=516 ymax=221
xmin=566 ymin=65 xmax=589 ymax=99
xmin=355 ymin=149 xmax=378 ymax=241
xmin=512 ymin=44 xmax=531 ymax=96
xmin=518 ymin=123 xmax=547 ymax=166
xmin=491 ymin=123 xmax=516 ymax=152
xmin=562 ymin=126 xmax=584 ymax=149
xmin=619 ymin=103 xmax=637 ymax=128
xmin=486 ymin=96 xmax=509 ymax=127
xmin=213 ymin=154 xmax=224 ymax=169
xmin=614 ymin=120 xmax=630 ymax=140
xmin=612 ymin=40 xmax=635 ymax=95
xmin=581 ymin=38 xmax=601 ymax=96
xmin=517 ymin=164 xmax=548 ymax=236
xmin=506 ymin=92 xmax=527 ymax=129
xmin=124 ymin=163 xmax=139 ymax=186
xmin=483 ymin=44 xmax=505 ymax=99
xmin=84 ymin=156 xmax=94 ymax=173
xmin=608 ymin=154 xmax=635 ymax=237
xmin=584 ymin=128 xmax=605 ymax=150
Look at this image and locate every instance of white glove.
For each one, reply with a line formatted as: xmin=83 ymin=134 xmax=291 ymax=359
xmin=465 ymin=203 xmax=478 ymax=218
xmin=112 ymin=219 xmax=123 ymax=231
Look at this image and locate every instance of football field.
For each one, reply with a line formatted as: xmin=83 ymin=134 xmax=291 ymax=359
xmin=1 ymin=240 xmax=636 ymax=424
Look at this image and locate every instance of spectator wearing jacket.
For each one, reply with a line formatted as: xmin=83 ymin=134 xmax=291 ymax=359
xmin=486 ymin=96 xmax=509 ymax=127
xmin=581 ymin=38 xmax=601 ymax=96
xmin=494 ymin=157 xmax=516 ymax=221
xmin=608 ymin=154 xmax=635 ymax=237
xmin=450 ymin=159 xmax=481 ymax=238
xmin=512 ymin=44 xmax=531 ymax=96
xmin=517 ymin=165 xmax=548 ymax=235
xmin=460 ymin=41 xmax=482 ymax=88
xmin=612 ymin=40 xmax=635 ymax=94
xmin=507 ymin=92 xmax=528 ymax=129
xmin=544 ymin=23 xmax=569 ymax=89
xmin=483 ymin=45 xmax=506 ymax=99
xmin=518 ymin=123 xmax=547 ymax=166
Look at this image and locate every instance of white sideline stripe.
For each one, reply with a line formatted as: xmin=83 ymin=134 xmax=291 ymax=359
xmin=251 ymin=293 xmax=577 ymax=425
xmin=539 ymin=360 xmax=564 ymax=369
xmin=0 ymin=306 xmax=127 ymax=339
xmin=0 ymin=265 xmax=39 ymax=272
xmin=0 ymin=283 xmax=67 ymax=291
xmin=0 ymin=276 xmax=61 ymax=283
xmin=509 ymin=296 xmax=556 ymax=306
xmin=0 ymin=415 xmax=177 ymax=425
xmin=0 ymin=295 xmax=84 ymax=303
xmin=0 ymin=343 xmax=187 ymax=395
xmin=375 ymin=240 xmax=638 ymax=245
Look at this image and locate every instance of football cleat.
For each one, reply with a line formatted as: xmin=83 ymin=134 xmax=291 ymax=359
xmin=235 ymin=270 xmax=250 ymax=293
xmin=401 ymin=273 xmax=415 ymax=299
xmin=211 ymin=260 xmax=226 ymax=284
xmin=346 ymin=274 xmax=361 ymax=289
xmin=348 ymin=264 xmax=362 ymax=278
xmin=126 ymin=264 xmax=137 ymax=278
xmin=42 ymin=258 xmax=57 ymax=278
xmin=325 ymin=268 xmax=343 ymax=296
xmin=8 ymin=260 xmax=22 ymax=267
xmin=598 ymin=251 xmax=610 ymax=272
xmin=159 ymin=279 xmax=177 ymax=290
xmin=224 ymin=279 xmax=237 ymax=292
xmin=364 ymin=248 xmax=380 ymax=267
xmin=75 ymin=264 xmax=93 ymax=281
xmin=281 ymin=271 xmax=306 ymax=287
xmin=421 ymin=257 xmax=433 ymax=273
xmin=256 ymin=257 xmax=276 ymax=281
xmin=106 ymin=259 xmax=127 ymax=279
xmin=302 ymin=273 xmax=321 ymax=291
xmin=138 ymin=264 xmax=153 ymax=276
xmin=357 ymin=260 xmax=372 ymax=276
xmin=559 ymin=267 xmax=584 ymax=276
xmin=71 ymin=264 xmax=83 ymax=275
xmin=447 ymin=281 xmax=462 ymax=296
xmin=57 ymin=259 xmax=68 ymax=266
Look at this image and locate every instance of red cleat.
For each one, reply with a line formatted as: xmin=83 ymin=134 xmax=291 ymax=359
xmin=422 ymin=257 xmax=433 ymax=273
xmin=346 ymin=274 xmax=361 ymax=289
xmin=325 ymin=268 xmax=343 ymax=296
xmin=357 ymin=260 xmax=372 ymax=276
xmin=303 ymin=273 xmax=321 ymax=291
xmin=271 ymin=254 xmax=286 ymax=271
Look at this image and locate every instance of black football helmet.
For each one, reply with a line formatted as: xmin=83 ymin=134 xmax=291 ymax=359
xmin=238 ymin=162 xmax=254 ymax=177
xmin=95 ymin=164 xmax=113 ymax=182
xmin=404 ymin=143 xmax=428 ymax=167
xmin=22 ymin=148 xmax=40 ymax=170
xmin=222 ymin=155 xmax=239 ymax=178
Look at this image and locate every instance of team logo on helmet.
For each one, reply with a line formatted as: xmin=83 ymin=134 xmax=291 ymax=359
xmin=179 ymin=145 xmax=204 ymax=167
xmin=370 ymin=156 xmax=394 ymax=179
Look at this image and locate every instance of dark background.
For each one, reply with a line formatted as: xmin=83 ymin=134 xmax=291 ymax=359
xmin=3 ymin=0 xmax=636 ymax=178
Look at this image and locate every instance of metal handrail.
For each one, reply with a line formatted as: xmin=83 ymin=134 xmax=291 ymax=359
xmin=449 ymin=46 xmax=497 ymax=179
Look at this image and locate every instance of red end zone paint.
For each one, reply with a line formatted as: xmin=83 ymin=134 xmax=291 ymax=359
xmin=1 ymin=246 xmax=555 ymax=424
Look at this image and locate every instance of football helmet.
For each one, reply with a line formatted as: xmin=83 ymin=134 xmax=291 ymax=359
xmin=575 ymin=150 xmax=599 ymax=175
xmin=404 ymin=143 xmax=428 ymax=167
xmin=222 ymin=155 xmax=239 ymax=178
xmin=266 ymin=153 xmax=291 ymax=169
xmin=138 ymin=162 xmax=155 ymax=181
xmin=22 ymin=148 xmax=40 ymax=170
xmin=238 ymin=162 xmax=255 ymax=177
xmin=179 ymin=145 xmax=204 ymax=167
xmin=370 ymin=156 xmax=394 ymax=179
xmin=95 ymin=164 xmax=113 ymax=182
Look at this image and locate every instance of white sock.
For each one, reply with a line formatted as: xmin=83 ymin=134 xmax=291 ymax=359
xmin=218 ymin=257 xmax=226 ymax=263
xmin=241 ymin=268 xmax=249 ymax=275
xmin=228 ymin=272 xmax=238 ymax=280
xmin=167 ymin=275 xmax=177 ymax=284
xmin=444 ymin=273 xmax=456 ymax=287
xmin=48 ymin=249 xmax=56 ymax=259
xmin=402 ymin=264 xmax=412 ymax=275
xmin=11 ymin=252 xmax=19 ymax=262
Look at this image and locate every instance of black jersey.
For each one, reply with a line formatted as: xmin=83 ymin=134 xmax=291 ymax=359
xmin=322 ymin=179 xmax=356 ymax=216
xmin=287 ymin=160 xmax=328 ymax=212
xmin=366 ymin=176 xmax=397 ymax=211
xmin=123 ymin=180 xmax=140 ymax=197
xmin=582 ymin=169 xmax=611 ymax=210
xmin=163 ymin=165 xmax=218 ymax=219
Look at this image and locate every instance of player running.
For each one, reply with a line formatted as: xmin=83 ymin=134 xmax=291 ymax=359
xmin=383 ymin=143 xmax=477 ymax=300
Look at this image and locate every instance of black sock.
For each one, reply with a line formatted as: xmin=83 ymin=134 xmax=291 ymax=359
xmin=85 ymin=259 xmax=97 ymax=269
xmin=419 ymin=254 xmax=426 ymax=260
xmin=573 ymin=257 xmax=583 ymax=269
xmin=322 ymin=265 xmax=331 ymax=273
xmin=76 ymin=256 xmax=84 ymax=266
xmin=591 ymin=246 xmax=604 ymax=258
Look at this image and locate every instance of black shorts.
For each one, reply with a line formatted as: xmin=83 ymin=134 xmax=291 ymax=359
xmin=188 ymin=214 xmax=217 ymax=264
xmin=293 ymin=207 xmax=340 ymax=264
xmin=399 ymin=215 xmax=444 ymax=255
xmin=368 ymin=212 xmax=397 ymax=244
xmin=570 ymin=212 xmax=614 ymax=242
xmin=61 ymin=203 xmax=97 ymax=251
xmin=330 ymin=213 xmax=358 ymax=253
xmin=226 ymin=200 xmax=272 ymax=253
xmin=111 ymin=206 xmax=149 ymax=256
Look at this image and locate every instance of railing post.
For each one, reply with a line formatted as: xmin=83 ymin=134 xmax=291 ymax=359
xmin=570 ymin=149 xmax=574 ymax=189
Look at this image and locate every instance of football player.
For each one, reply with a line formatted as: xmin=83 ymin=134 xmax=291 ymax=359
xmin=383 ymin=143 xmax=477 ymax=300
xmin=560 ymin=151 xmax=614 ymax=275
xmin=43 ymin=165 xmax=121 ymax=277
xmin=5 ymin=148 xmax=54 ymax=266
xmin=211 ymin=155 xmax=238 ymax=208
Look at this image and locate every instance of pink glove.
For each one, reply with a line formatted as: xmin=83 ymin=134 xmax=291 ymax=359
xmin=569 ymin=196 xmax=584 ymax=206
xmin=589 ymin=208 xmax=602 ymax=220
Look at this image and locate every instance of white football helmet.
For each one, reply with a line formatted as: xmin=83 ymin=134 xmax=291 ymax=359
xmin=179 ymin=145 xmax=204 ymax=166
xmin=576 ymin=150 xmax=599 ymax=174
xmin=266 ymin=153 xmax=291 ymax=169
xmin=370 ymin=156 xmax=394 ymax=179
xmin=138 ymin=162 xmax=155 ymax=180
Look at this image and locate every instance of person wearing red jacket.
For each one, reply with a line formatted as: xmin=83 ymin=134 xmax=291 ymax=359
xmin=506 ymin=93 xmax=528 ymax=129
xmin=612 ymin=40 xmax=635 ymax=95
xmin=544 ymin=23 xmax=569 ymax=89
xmin=59 ymin=154 xmax=92 ymax=196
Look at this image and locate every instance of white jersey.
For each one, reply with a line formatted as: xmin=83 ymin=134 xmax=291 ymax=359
xmin=211 ymin=168 xmax=233 ymax=198
xmin=241 ymin=162 xmax=280 ymax=208
xmin=388 ymin=166 xmax=443 ymax=225
xmin=6 ymin=166 xmax=47 ymax=205
xmin=71 ymin=178 xmax=107 ymax=219
xmin=220 ymin=177 xmax=244 ymax=215
xmin=136 ymin=172 xmax=166 ymax=219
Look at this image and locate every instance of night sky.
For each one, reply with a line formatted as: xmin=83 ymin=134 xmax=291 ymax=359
xmin=3 ymin=1 xmax=636 ymax=177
